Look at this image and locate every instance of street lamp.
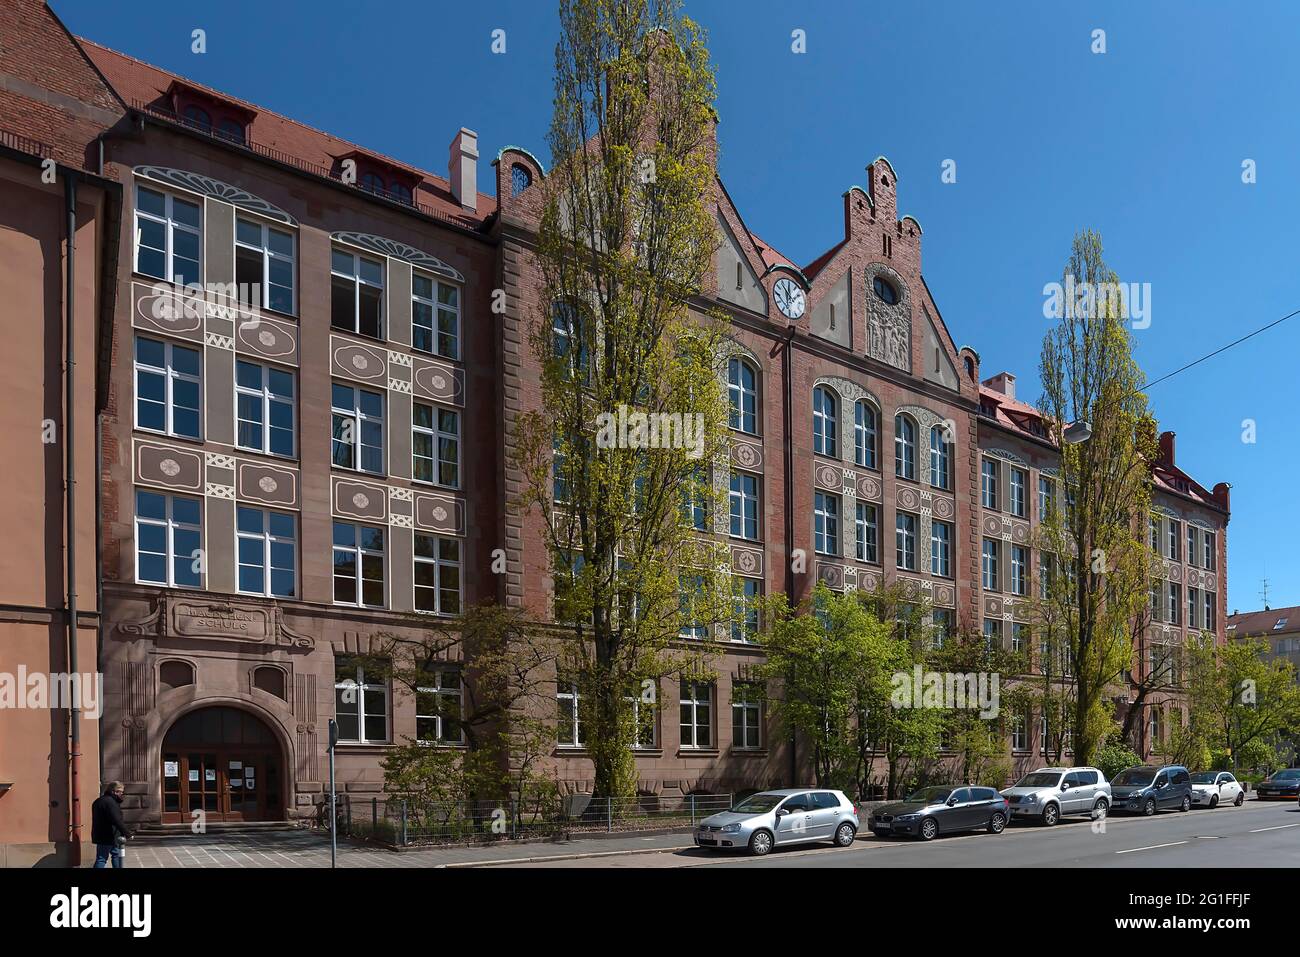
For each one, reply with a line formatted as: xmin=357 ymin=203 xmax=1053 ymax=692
xmin=1062 ymin=420 xmax=1092 ymax=444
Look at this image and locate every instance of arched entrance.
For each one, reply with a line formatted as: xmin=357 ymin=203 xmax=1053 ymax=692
xmin=160 ymin=706 xmax=285 ymax=823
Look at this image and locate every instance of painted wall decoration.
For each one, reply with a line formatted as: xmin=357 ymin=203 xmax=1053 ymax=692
xmin=134 ymin=166 xmax=297 ymax=225
xmin=330 ymin=231 xmax=464 ymax=283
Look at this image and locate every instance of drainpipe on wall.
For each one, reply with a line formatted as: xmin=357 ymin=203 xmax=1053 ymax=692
xmin=779 ymin=325 xmax=797 ymax=786
xmin=64 ymin=170 xmax=82 ymax=865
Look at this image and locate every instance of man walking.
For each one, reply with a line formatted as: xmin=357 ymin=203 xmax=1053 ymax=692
xmin=91 ymin=781 xmax=130 ymax=868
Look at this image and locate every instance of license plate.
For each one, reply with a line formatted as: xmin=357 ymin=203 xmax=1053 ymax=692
xmin=698 ymin=836 xmax=717 ymax=845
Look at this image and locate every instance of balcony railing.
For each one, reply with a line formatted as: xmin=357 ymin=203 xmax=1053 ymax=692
xmin=131 ymin=99 xmax=477 ymax=230
xmin=0 ymin=126 xmax=54 ymax=161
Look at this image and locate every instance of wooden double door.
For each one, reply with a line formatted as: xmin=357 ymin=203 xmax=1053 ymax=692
xmin=161 ymin=707 xmax=284 ymax=823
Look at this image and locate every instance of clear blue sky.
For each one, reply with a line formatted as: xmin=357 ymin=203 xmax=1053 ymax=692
xmin=53 ymin=0 xmax=1300 ymax=613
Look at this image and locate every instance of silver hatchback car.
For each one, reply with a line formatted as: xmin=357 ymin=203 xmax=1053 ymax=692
xmin=694 ymin=788 xmax=859 ymax=856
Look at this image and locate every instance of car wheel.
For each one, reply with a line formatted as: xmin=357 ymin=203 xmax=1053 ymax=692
xmin=988 ymin=811 xmax=1007 ymax=834
xmin=1142 ymin=798 xmax=1157 ymax=816
xmin=1180 ymin=795 xmax=1191 ymax=813
xmin=1041 ymin=803 xmax=1060 ymax=827
xmin=1092 ymin=797 xmax=1109 ymax=817
xmin=748 ymin=830 xmax=774 ymax=856
xmin=834 ymin=822 xmax=857 ymax=847
xmin=1209 ymin=795 xmax=1219 ymax=808
xmin=918 ymin=818 xmax=939 ymax=841
xmin=1234 ymin=792 xmax=1245 ymax=807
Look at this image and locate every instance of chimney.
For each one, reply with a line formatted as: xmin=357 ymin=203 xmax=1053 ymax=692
xmin=1158 ymin=431 xmax=1176 ymax=466
xmin=981 ymin=371 xmax=1016 ymax=400
xmin=449 ymin=128 xmax=478 ymax=213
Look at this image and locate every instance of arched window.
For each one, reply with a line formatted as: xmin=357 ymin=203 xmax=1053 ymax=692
xmin=894 ymin=413 xmax=916 ymax=480
xmin=360 ymin=172 xmax=386 ymax=195
xmin=183 ymin=105 xmax=211 ymax=131
xmin=813 ymin=386 xmax=837 ymax=458
xmin=929 ymin=424 xmax=951 ymax=490
xmin=728 ymin=357 xmax=757 ymax=434
xmin=159 ymin=660 xmax=195 ymax=691
xmin=510 ymin=164 xmax=532 ymax=197
xmin=872 ymin=275 xmax=899 ymax=305
xmin=217 ymin=119 xmax=245 ymax=143
xmin=854 ymin=400 xmax=877 ymax=469
xmin=253 ymin=665 xmax=287 ymax=700
xmin=390 ymin=182 xmax=413 ymax=205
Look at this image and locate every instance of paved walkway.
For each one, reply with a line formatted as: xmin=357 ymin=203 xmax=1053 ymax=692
xmin=100 ymin=828 xmax=695 ymax=868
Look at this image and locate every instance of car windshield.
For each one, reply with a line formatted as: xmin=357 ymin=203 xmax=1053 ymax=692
xmin=732 ymin=793 xmax=784 ymax=813
xmin=903 ymin=787 xmax=952 ymax=803
xmin=1014 ymin=772 xmax=1062 ymax=788
xmin=1112 ymin=768 xmax=1158 ymax=786
xmin=1269 ymin=770 xmax=1300 ymax=781
xmin=1189 ymin=773 xmax=1219 ymax=785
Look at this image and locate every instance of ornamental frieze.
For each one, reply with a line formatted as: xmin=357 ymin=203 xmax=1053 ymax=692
xmin=115 ymin=594 xmax=314 ymax=649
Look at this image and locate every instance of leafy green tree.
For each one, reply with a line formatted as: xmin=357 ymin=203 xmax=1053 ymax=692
xmin=1033 ymin=229 xmax=1160 ymax=766
xmin=514 ymin=0 xmax=729 ymax=800
xmin=1094 ymin=737 xmax=1142 ymax=781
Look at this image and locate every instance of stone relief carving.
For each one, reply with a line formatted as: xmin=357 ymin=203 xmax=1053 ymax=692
xmin=864 ymin=264 xmax=911 ymax=371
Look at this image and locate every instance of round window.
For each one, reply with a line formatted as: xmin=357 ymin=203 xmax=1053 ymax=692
xmin=873 ymin=275 xmax=899 ymax=305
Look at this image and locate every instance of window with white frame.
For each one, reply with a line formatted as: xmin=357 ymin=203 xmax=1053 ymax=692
xmin=728 ymin=358 xmax=758 ymax=434
xmin=678 ymin=574 xmax=709 ymax=639
xmin=731 ymin=684 xmax=762 ymax=749
xmin=929 ymin=425 xmax=951 ymax=490
xmin=894 ymin=414 xmax=916 ymax=480
xmin=551 ymin=300 xmax=590 ymax=380
xmin=680 ymin=680 xmax=713 ymax=749
xmin=1038 ymin=475 xmax=1055 ymax=522
xmin=331 ymin=383 xmax=384 ymax=473
xmin=730 ymin=471 xmax=759 ymax=539
xmin=931 ymin=519 xmax=951 ymax=577
xmin=330 ymin=248 xmax=384 ymax=338
xmin=236 ymin=506 xmax=296 ymax=597
xmin=416 ymin=667 xmax=463 ymax=743
xmin=1150 ymin=515 xmax=1161 ymax=552
xmin=682 ymin=466 xmax=708 ymax=531
xmin=412 ymin=272 xmax=460 ymax=360
xmin=1010 ymin=467 xmax=1027 ymax=518
xmin=815 ymin=492 xmax=839 ymax=556
xmin=1168 ymin=582 xmax=1182 ymax=626
xmin=855 ymin=400 xmax=878 ymax=469
xmin=332 ymin=521 xmax=385 ymax=607
xmin=556 ymin=680 xmax=584 ymax=746
xmin=626 ymin=687 xmax=657 ymax=749
xmin=1187 ymin=586 xmax=1198 ymax=629
xmin=1151 ymin=580 xmax=1163 ymax=622
xmin=1204 ymin=591 xmax=1216 ymax=631
xmin=235 ymin=360 xmax=294 ymax=456
xmin=931 ymin=609 xmax=954 ymax=647
xmin=1012 ymin=712 xmax=1028 ymax=752
xmin=1168 ymin=519 xmax=1181 ymax=561
xmin=414 ymin=534 xmax=461 ymax=615
xmin=981 ymin=458 xmax=999 ymax=510
xmin=813 ymin=386 xmax=837 ymax=457
xmin=982 ymin=538 xmax=1000 ymax=590
xmin=983 ymin=617 xmax=1002 ymax=651
xmin=335 ymin=658 xmax=388 ymax=743
xmin=732 ymin=576 xmax=761 ymax=643
xmin=134 ymin=184 xmax=202 ymax=286
xmin=135 ymin=490 xmax=202 ymax=587
xmin=1203 ymin=531 xmax=1216 ymax=571
xmin=1187 ymin=525 xmax=1198 ymax=567
xmin=412 ymin=402 xmax=459 ymax=488
xmin=896 ymin=511 xmax=917 ymax=571
xmin=1011 ymin=545 xmax=1028 ymax=596
xmin=135 ymin=336 xmax=202 ymax=440
xmin=856 ymin=501 xmax=878 ymax=563
xmin=234 ymin=216 xmax=295 ymax=314
xmin=1011 ymin=622 xmax=1028 ymax=654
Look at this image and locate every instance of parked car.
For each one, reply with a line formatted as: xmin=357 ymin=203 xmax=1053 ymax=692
xmin=1110 ymin=765 xmax=1192 ymax=814
xmin=1255 ymin=768 xmax=1300 ymax=799
xmin=1001 ymin=767 xmax=1111 ymax=826
xmin=1189 ymin=771 xmax=1245 ymax=808
xmin=868 ymin=786 xmax=1009 ymax=841
xmin=694 ymin=788 xmax=859 ymax=856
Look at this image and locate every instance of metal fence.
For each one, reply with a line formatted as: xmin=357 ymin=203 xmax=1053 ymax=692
xmin=327 ymin=792 xmax=735 ymax=848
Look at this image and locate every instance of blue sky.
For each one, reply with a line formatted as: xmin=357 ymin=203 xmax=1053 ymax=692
xmin=54 ymin=0 xmax=1300 ymax=612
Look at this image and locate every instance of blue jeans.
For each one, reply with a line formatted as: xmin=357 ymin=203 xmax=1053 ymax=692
xmin=93 ymin=843 xmax=123 ymax=868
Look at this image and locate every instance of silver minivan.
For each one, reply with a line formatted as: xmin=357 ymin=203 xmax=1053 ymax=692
xmin=1001 ymin=767 xmax=1112 ymax=826
xmin=694 ymin=788 xmax=859 ymax=855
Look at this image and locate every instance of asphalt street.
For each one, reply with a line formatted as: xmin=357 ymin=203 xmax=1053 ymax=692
xmin=499 ymin=799 xmax=1300 ymax=867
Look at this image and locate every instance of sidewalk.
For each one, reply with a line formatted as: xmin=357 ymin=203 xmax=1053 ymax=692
xmin=114 ymin=827 xmax=696 ymax=868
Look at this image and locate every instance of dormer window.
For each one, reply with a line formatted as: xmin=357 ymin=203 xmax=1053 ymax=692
xmin=183 ymin=105 xmax=211 ymax=131
xmin=360 ymin=172 xmax=386 ymax=194
xmin=872 ymin=275 xmax=898 ymax=305
xmin=390 ymin=183 xmax=413 ymax=204
xmin=217 ymin=119 xmax=246 ymax=144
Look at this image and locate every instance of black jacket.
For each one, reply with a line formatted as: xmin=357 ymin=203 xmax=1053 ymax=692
xmin=90 ymin=793 xmax=129 ymax=845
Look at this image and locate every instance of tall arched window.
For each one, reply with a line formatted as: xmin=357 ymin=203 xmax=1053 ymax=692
xmin=929 ymin=425 xmax=951 ymax=490
xmin=854 ymin=400 xmax=877 ymax=469
xmin=813 ymin=386 xmax=837 ymax=457
xmin=728 ymin=358 xmax=757 ymax=434
xmin=894 ymin=413 xmax=916 ymax=480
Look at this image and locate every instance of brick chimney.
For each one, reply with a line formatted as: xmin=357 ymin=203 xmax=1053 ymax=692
xmin=981 ymin=371 xmax=1016 ymax=400
xmin=449 ymin=128 xmax=478 ymax=213
xmin=1158 ymin=431 xmax=1176 ymax=466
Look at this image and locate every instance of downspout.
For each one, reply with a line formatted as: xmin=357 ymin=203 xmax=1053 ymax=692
xmin=64 ymin=170 xmax=82 ymax=864
xmin=781 ymin=326 xmax=797 ymax=785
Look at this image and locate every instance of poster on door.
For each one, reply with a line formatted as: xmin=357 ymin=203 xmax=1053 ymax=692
xmin=164 ymin=761 xmax=179 ymax=778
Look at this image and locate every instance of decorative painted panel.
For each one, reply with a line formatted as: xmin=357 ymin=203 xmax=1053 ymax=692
xmin=134 ymin=440 xmax=204 ymax=493
xmin=330 ymin=336 xmax=389 ymax=386
xmin=730 ymin=439 xmax=763 ymax=472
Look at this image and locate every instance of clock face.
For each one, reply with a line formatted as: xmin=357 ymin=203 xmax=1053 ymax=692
xmin=773 ymin=277 xmax=806 ymax=319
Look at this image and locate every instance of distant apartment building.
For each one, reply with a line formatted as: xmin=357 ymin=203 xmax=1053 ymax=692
xmin=1228 ymin=605 xmax=1300 ymax=674
xmin=0 ymin=2 xmax=1232 ymax=856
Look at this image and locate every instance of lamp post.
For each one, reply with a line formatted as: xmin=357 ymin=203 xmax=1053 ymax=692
xmin=1062 ymin=420 xmax=1092 ymax=444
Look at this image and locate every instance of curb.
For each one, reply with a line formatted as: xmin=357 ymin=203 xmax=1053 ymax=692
xmin=440 ymin=843 xmax=694 ymax=868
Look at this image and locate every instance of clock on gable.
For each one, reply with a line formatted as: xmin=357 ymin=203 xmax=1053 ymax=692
xmin=773 ymin=277 xmax=806 ymax=321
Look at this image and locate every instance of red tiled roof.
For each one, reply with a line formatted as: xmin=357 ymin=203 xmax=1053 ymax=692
xmin=1227 ymin=605 xmax=1300 ymax=637
xmin=77 ymin=38 xmax=495 ymax=228
xmin=749 ymin=231 xmax=799 ymax=274
xmin=979 ymin=384 xmax=1050 ymax=440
